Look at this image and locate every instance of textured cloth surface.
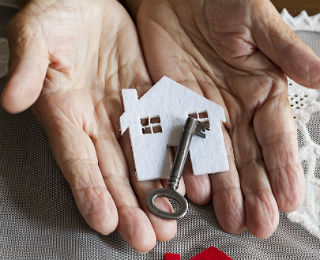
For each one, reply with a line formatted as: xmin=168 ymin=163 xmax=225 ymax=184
xmin=0 ymin=6 xmax=320 ymax=260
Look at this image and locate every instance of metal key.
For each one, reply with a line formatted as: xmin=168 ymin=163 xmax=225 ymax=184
xmin=146 ymin=116 xmax=209 ymax=220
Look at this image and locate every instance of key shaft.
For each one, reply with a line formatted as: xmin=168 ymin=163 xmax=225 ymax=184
xmin=168 ymin=117 xmax=202 ymax=190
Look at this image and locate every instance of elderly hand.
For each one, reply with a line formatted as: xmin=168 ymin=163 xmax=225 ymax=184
xmin=129 ymin=0 xmax=320 ymax=238
xmin=1 ymin=0 xmax=185 ymax=252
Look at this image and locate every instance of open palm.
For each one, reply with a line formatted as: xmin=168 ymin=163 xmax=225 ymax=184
xmin=1 ymin=0 xmax=186 ymax=252
xmin=134 ymin=0 xmax=320 ymax=238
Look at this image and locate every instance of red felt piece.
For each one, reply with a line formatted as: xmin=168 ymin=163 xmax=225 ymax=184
xmin=190 ymin=246 xmax=232 ymax=260
xmin=164 ymin=253 xmax=181 ymax=260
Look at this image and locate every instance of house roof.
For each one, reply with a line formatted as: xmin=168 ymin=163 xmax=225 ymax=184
xmin=139 ymin=76 xmax=222 ymax=109
xmin=120 ymin=76 xmax=225 ymax=134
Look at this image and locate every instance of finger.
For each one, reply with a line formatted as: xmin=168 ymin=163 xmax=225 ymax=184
xmin=253 ymin=79 xmax=305 ymax=213
xmin=1 ymin=13 xmax=49 ymax=113
xmin=183 ymin=157 xmax=211 ymax=205
xmin=210 ymin=126 xmax=246 ymax=234
xmin=40 ymin=115 xmax=119 ymax=236
xmin=133 ymin=179 xmax=178 ymax=242
xmin=252 ymin=1 xmax=320 ymax=89
xmin=232 ymin=118 xmax=279 ymax=238
xmin=121 ymin=132 xmax=178 ymax=243
xmin=92 ymin=107 xmax=156 ymax=252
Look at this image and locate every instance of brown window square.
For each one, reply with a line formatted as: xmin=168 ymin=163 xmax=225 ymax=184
xmin=188 ymin=113 xmax=198 ymax=119
xmin=150 ymin=116 xmax=161 ymax=124
xmin=199 ymin=111 xmax=208 ymax=119
xmin=142 ymin=127 xmax=152 ymax=134
xmin=152 ymin=125 xmax=162 ymax=133
xmin=140 ymin=118 xmax=149 ymax=126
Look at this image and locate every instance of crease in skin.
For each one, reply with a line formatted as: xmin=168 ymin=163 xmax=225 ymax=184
xmin=237 ymin=159 xmax=272 ymax=195
xmin=200 ymin=1 xmax=253 ymax=47
xmin=258 ymin=131 xmax=298 ymax=159
xmin=117 ymin=207 xmax=156 ymax=252
xmin=229 ymin=105 xmax=253 ymax=134
xmin=244 ymin=190 xmax=278 ymax=238
xmin=43 ymin=68 xmax=73 ymax=94
xmin=101 ymin=168 xmax=132 ymax=190
xmin=62 ymin=159 xmax=101 ymax=191
xmin=190 ymin=19 xmax=259 ymax=74
xmin=84 ymin=100 xmax=105 ymax=137
xmin=237 ymin=159 xmax=271 ymax=188
xmin=100 ymin=59 xmax=151 ymax=134
xmin=209 ymin=130 xmax=245 ymax=233
xmin=95 ymin=151 xmax=140 ymax=210
xmin=36 ymin=100 xmax=75 ymax=128
xmin=168 ymin=4 xmax=222 ymax=79
xmin=212 ymin=186 xmax=245 ymax=233
xmin=189 ymin=2 xmax=280 ymax=75
xmin=231 ymin=75 xmax=280 ymax=117
xmin=141 ymin=10 xmax=215 ymax=81
xmin=233 ymin=135 xmax=263 ymax=172
xmin=269 ymin=162 xmax=304 ymax=212
xmin=143 ymin=13 xmax=230 ymax=105
xmin=212 ymin=183 xmax=241 ymax=194
xmin=73 ymin=185 xmax=115 ymax=215
xmin=95 ymin=4 xmax=106 ymax=82
xmin=8 ymin=17 xmax=47 ymax=64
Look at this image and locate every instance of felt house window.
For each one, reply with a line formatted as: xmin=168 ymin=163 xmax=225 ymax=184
xmin=188 ymin=111 xmax=210 ymax=127
xmin=141 ymin=116 xmax=162 ymax=134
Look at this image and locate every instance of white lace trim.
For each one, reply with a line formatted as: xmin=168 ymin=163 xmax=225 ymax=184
xmin=282 ymin=8 xmax=320 ymax=32
xmin=282 ymin=9 xmax=320 ymax=239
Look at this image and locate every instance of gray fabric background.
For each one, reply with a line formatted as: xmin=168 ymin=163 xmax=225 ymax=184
xmin=0 ymin=6 xmax=319 ymax=260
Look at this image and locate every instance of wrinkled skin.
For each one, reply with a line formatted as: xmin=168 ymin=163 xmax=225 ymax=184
xmin=2 ymin=0 xmax=320 ymax=253
xmin=1 ymin=0 xmax=187 ymax=252
xmin=130 ymin=0 xmax=320 ymax=238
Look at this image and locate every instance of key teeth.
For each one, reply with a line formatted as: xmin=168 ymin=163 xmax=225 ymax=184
xmin=195 ymin=121 xmax=209 ymax=138
xmin=201 ymin=121 xmax=210 ymax=131
xmin=196 ymin=133 xmax=206 ymax=138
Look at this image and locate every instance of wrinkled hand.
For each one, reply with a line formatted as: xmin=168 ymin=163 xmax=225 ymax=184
xmin=131 ymin=0 xmax=320 ymax=238
xmin=1 ymin=0 xmax=185 ymax=252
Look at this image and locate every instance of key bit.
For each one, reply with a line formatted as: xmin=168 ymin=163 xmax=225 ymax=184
xmin=194 ymin=121 xmax=210 ymax=138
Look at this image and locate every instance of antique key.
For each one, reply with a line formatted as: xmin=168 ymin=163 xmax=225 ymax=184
xmin=146 ymin=116 xmax=210 ymax=220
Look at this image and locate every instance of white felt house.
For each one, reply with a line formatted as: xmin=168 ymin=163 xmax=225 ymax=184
xmin=120 ymin=76 xmax=229 ymax=181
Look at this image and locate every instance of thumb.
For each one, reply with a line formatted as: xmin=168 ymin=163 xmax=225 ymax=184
xmin=1 ymin=12 xmax=49 ymax=114
xmin=252 ymin=2 xmax=320 ymax=89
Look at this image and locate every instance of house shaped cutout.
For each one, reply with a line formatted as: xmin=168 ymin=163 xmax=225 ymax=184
xmin=120 ymin=76 xmax=229 ymax=181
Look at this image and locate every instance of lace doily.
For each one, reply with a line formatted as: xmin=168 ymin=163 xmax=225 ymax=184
xmin=282 ymin=9 xmax=320 ymax=239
